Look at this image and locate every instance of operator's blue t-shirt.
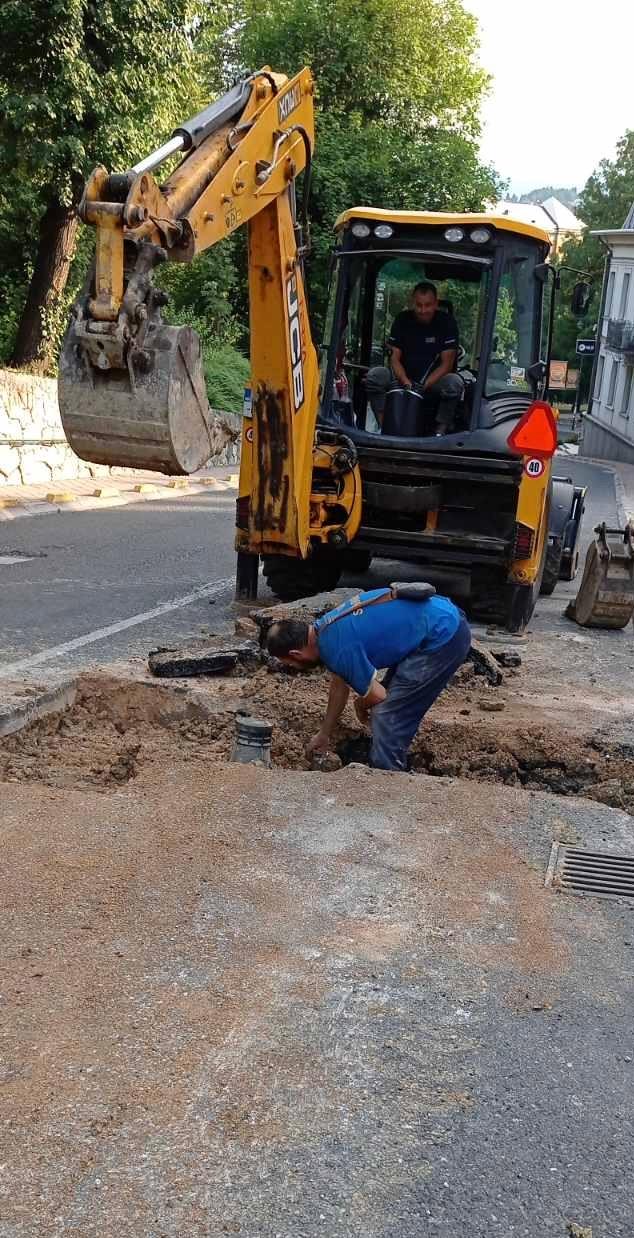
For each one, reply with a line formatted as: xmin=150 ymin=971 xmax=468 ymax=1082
xmin=314 ymin=589 xmax=460 ymax=696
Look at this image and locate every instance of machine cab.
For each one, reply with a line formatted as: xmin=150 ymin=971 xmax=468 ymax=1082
xmin=319 ymin=209 xmax=552 ymax=451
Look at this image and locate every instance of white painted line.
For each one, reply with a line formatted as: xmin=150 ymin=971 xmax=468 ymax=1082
xmin=0 ymin=576 xmax=235 ymax=677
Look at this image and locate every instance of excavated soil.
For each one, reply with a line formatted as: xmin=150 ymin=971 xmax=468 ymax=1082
xmin=2 ymin=668 xmax=634 ymax=814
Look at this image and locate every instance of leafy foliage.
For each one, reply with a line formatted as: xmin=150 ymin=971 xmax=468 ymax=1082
xmin=156 ymin=238 xmax=245 ymax=349
xmin=234 ymin=0 xmax=489 ymax=136
xmin=0 ymin=0 xmax=210 ymax=364
xmin=203 ymin=342 xmax=250 ymax=413
xmin=0 ymin=0 xmax=498 ymax=391
xmin=510 ymin=186 xmax=578 ymax=207
xmin=552 ymin=131 xmax=634 ymax=373
xmin=158 ymin=241 xmax=250 ymax=412
xmin=219 ymin=0 xmax=498 ymax=332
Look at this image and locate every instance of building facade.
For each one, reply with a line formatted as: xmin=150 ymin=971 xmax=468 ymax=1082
xmin=582 ymin=206 xmax=634 ymax=465
xmin=488 ymin=197 xmax=585 ymax=255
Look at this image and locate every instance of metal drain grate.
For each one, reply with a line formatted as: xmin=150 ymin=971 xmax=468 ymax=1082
xmin=546 ymin=843 xmax=634 ymax=901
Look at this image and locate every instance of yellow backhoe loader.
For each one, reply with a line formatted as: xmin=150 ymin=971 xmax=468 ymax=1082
xmin=59 ymin=66 xmax=591 ymax=632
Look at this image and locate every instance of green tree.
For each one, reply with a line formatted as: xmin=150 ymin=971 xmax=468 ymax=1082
xmin=552 ymin=131 xmax=634 ymax=376
xmin=235 ymin=0 xmax=488 ymax=135
xmin=219 ymin=0 xmax=498 ymax=331
xmin=0 ymin=0 xmax=212 ymax=368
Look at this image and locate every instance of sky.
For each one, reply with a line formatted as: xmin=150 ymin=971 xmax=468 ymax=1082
xmin=465 ymin=0 xmax=634 ymax=196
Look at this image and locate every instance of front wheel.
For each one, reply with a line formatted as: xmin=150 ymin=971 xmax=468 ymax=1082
xmin=340 ymin=548 xmax=373 ymax=574
xmin=262 ymin=550 xmax=342 ymax=602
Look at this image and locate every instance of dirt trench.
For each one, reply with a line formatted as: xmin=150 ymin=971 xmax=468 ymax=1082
xmin=1 ymin=669 xmax=633 ymax=815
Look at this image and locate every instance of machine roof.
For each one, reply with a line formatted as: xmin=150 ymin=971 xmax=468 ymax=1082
xmin=334 ymin=206 xmax=551 ymax=246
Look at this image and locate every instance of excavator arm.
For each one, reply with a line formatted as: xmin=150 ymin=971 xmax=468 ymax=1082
xmin=59 ymin=67 xmax=361 ymax=575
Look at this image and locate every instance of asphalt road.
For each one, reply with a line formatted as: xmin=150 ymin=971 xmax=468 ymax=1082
xmin=0 ymin=456 xmax=621 ymax=678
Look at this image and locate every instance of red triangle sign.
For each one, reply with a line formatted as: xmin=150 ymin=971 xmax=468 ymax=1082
xmin=507 ymin=402 xmax=558 ymax=458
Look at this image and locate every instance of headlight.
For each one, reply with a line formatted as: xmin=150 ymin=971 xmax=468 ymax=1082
xmin=374 ymin=224 xmax=394 ymax=239
xmin=444 ymin=226 xmax=465 ymax=243
xmin=351 ymin=222 xmax=371 ymax=238
xmin=470 ymin=226 xmax=492 ymax=244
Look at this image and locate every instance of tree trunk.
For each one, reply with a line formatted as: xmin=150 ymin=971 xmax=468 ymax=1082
xmin=10 ymin=200 xmax=79 ymax=369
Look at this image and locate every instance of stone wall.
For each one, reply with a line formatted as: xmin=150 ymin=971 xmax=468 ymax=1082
xmin=580 ymin=410 xmax=634 ymax=467
xmin=0 ymin=368 xmax=240 ymax=485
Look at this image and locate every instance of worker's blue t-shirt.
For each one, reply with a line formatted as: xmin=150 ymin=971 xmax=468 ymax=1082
xmin=314 ymin=589 xmax=460 ymax=696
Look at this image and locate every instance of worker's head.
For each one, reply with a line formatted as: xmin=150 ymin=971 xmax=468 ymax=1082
xmin=265 ymin=619 xmax=320 ymax=669
xmin=412 ymin=281 xmax=438 ymax=325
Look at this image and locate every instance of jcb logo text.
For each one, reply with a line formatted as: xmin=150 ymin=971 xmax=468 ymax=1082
xmin=287 ymin=274 xmax=304 ymax=411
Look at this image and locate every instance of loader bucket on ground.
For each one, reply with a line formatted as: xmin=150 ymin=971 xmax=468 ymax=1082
xmin=566 ymin=523 xmax=634 ymax=629
xmin=58 ymin=321 xmax=215 ymax=476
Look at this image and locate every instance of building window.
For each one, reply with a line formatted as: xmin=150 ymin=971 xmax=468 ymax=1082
xmin=620 ymin=365 xmax=633 ymax=416
xmin=606 ymin=358 xmax=619 ymax=407
xmin=595 ymin=354 xmax=605 ymax=403
xmin=606 ymin=270 xmax=616 ymax=317
xmin=619 ymin=271 xmax=631 ymax=319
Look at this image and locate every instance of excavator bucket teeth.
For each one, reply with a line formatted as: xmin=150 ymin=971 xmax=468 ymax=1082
xmin=566 ymin=524 xmax=634 ymax=629
xmin=59 ymin=321 xmax=215 ymax=476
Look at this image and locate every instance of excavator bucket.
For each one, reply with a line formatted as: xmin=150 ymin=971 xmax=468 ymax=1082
xmin=566 ymin=523 xmax=634 ymax=629
xmin=59 ymin=299 xmax=216 ymax=477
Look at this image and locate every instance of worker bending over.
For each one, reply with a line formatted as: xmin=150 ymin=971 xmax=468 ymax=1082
xmin=265 ymin=587 xmax=471 ymax=772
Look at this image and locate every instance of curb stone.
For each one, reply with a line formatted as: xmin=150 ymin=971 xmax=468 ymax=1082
xmin=0 ymin=678 xmax=78 ymax=738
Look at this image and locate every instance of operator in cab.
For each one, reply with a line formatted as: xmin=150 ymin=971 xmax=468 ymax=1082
xmin=265 ymin=587 xmax=471 ymax=772
xmin=366 ymin=281 xmax=464 ymax=434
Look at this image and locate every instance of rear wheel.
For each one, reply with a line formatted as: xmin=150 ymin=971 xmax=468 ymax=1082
xmin=540 ymin=538 xmax=563 ymax=596
xmin=262 ymin=550 xmax=342 ymax=601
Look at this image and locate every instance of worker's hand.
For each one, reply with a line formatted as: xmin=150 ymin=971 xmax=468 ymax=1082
xmin=354 ymin=697 xmax=370 ymax=727
xmin=306 ymin=729 xmax=332 ymax=758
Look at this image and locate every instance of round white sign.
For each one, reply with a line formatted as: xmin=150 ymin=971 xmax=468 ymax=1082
xmin=524 ymin=457 xmax=545 ymax=478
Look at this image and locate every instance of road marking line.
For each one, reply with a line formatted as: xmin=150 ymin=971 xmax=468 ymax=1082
xmin=0 ymin=576 xmax=235 ymax=677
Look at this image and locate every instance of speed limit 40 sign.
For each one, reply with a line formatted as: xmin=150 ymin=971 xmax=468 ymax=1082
xmin=524 ymin=457 xmax=545 ymax=478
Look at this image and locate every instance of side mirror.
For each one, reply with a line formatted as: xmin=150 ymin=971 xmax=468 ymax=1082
xmin=527 ymin=360 xmax=547 ymax=386
xmin=571 ymin=281 xmax=591 ymax=315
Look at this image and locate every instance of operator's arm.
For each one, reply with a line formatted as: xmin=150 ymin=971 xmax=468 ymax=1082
xmin=422 ymin=347 xmax=457 ymax=391
xmin=390 ymin=345 xmax=412 ymax=389
xmin=307 ymin=675 xmax=350 ymax=755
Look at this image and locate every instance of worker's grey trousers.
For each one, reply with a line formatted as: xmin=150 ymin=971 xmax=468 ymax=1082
xmin=365 ymin=366 xmax=465 ymax=432
xmin=370 ymin=615 xmax=472 ymax=771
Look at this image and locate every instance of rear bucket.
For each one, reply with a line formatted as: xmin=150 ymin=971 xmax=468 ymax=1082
xmin=566 ymin=524 xmax=634 ymax=629
xmin=58 ymin=322 xmax=215 ymax=476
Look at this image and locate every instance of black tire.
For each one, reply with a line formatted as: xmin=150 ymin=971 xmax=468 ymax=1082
xmin=559 ymin=515 xmax=583 ymax=581
xmin=540 ymin=538 xmax=563 ymax=596
xmin=340 ymin=548 xmax=373 ymax=574
xmin=262 ymin=550 xmax=342 ymax=601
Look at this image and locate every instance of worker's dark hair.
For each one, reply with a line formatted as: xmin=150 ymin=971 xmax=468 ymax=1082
xmin=413 ymin=280 xmax=437 ymax=299
xmin=266 ymin=618 xmax=311 ymax=657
